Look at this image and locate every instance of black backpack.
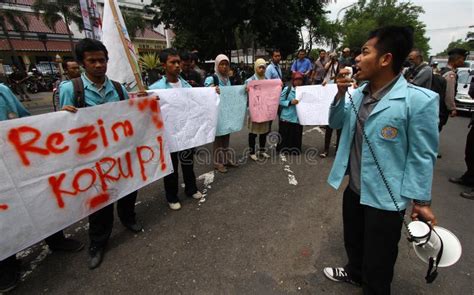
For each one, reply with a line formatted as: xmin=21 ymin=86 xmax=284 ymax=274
xmin=71 ymin=77 xmax=125 ymax=108
xmin=430 ymin=73 xmax=448 ymax=118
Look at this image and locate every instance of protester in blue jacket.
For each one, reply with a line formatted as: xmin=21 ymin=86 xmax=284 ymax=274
xmin=149 ymin=48 xmax=204 ymax=211
xmin=0 ymin=83 xmax=83 ymax=293
xmin=322 ymin=26 xmax=438 ymax=294
xmin=276 ymin=72 xmax=303 ymax=154
xmin=205 ymin=54 xmax=238 ymax=173
xmin=60 ymin=38 xmax=141 ymax=270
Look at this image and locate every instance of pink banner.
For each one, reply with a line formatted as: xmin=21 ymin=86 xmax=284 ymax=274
xmin=248 ymin=79 xmax=282 ymax=123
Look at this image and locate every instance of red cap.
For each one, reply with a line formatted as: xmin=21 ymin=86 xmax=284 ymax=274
xmin=292 ymin=72 xmax=304 ymax=80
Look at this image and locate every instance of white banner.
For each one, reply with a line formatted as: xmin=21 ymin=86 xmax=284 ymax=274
xmin=295 ymin=84 xmax=355 ymax=125
xmin=80 ymin=0 xmax=102 ymax=40
xmin=146 ymin=88 xmax=220 ymax=153
xmin=0 ymin=97 xmax=172 ymax=260
xmin=102 ymin=0 xmax=140 ymax=91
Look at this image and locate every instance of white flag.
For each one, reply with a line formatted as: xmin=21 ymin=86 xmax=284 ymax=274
xmin=101 ymin=0 xmax=141 ymax=91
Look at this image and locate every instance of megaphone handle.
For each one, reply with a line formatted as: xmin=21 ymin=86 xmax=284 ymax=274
xmin=425 ymin=230 xmax=444 ymax=284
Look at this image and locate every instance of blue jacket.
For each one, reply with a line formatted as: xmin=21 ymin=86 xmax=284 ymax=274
xmin=59 ymin=74 xmax=129 ymax=108
xmin=149 ymin=76 xmax=192 ymax=89
xmin=0 ymin=83 xmax=30 ymax=121
xmin=279 ymin=86 xmax=299 ymax=124
xmin=204 ymin=75 xmax=231 ymax=87
xmin=265 ymin=63 xmax=282 ymax=80
xmin=328 ymin=76 xmax=439 ymax=211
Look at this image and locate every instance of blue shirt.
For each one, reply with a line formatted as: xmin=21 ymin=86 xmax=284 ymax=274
xmin=328 ymin=76 xmax=439 ymax=211
xmin=279 ymin=86 xmax=299 ymax=124
xmin=0 ymin=83 xmax=30 ymax=121
xmin=59 ymin=74 xmax=129 ymax=108
xmin=204 ymin=75 xmax=231 ymax=87
xmin=149 ymin=76 xmax=192 ymax=90
xmin=265 ymin=62 xmax=282 ymax=80
xmin=291 ymin=58 xmax=313 ymax=74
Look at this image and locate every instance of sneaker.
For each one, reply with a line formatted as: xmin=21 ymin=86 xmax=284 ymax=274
xmin=0 ymin=271 xmax=19 ymax=293
xmin=48 ymin=237 xmax=84 ymax=252
xmin=323 ymin=267 xmax=361 ymax=287
xmin=88 ymin=246 xmax=105 ymax=270
xmin=168 ymin=202 xmax=182 ymax=210
xmin=249 ymin=154 xmax=259 ymax=161
xmin=319 ymin=151 xmax=328 ymax=158
xmin=449 ymin=177 xmax=472 ymax=186
xmin=225 ymin=161 xmax=239 ymax=168
xmin=121 ymin=220 xmax=144 ymax=233
xmin=460 ymin=189 xmax=474 ymax=200
xmin=259 ymin=152 xmax=270 ymax=159
xmin=214 ymin=165 xmax=228 ymax=173
xmin=192 ymin=191 xmax=203 ymax=200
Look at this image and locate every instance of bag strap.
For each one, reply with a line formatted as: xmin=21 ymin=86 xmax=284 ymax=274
xmin=111 ymin=80 xmax=125 ymax=101
xmin=71 ymin=77 xmax=85 ymax=108
xmin=425 ymin=229 xmax=443 ymax=284
xmin=212 ymin=74 xmax=219 ymax=87
xmin=285 ymin=84 xmax=292 ymax=100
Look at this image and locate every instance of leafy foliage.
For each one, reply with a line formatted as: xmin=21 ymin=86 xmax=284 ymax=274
xmin=149 ymin=0 xmax=332 ymax=59
xmin=139 ymin=53 xmax=161 ymax=70
xmin=341 ymin=0 xmax=430 ymax=56
xmin=437 ymin=32 xmax=474 ymax=56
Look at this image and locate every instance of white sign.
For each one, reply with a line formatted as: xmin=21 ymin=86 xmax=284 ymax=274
xmin=296 ymin=84 xmax=355 ymax=125
xmin=0 ymin=97 xmax=172 ymax=260
xmin=80 ymin=0 xmax=102 ymax=40
xmin=147 ymin=88 xmax=220 ymax=153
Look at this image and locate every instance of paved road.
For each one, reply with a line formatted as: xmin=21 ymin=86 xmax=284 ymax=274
xmin=8 ymin=98 xmax=474 ymax=294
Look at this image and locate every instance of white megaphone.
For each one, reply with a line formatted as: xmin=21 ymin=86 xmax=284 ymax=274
xmin=407 ymin=221 xmax=462 ymax=283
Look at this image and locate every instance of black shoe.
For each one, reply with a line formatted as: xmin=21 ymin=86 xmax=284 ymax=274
xmin=88 ymin=247 xmax=105 ymax=270
xmin=48 ymin=238 xmax=84 ymax=252
xmin=460 ymin=189 xmax=474 ymax=200
xmin=323 ymin=267 xmax=361 ymax=287
xmin=449 ymin=177 xmax=471 ymax=186
xmin=121 ymin=220 xmax=143 ymax=233
xmin=0 ymin=270 xmax=19 ymax=293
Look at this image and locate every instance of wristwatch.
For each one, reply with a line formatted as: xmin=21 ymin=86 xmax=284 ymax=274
xmin=413 ymin=200 xmax=431 ymax=206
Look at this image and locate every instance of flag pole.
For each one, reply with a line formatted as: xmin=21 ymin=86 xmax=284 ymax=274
xmin=108 ymin=0 xmax=145 ymax=92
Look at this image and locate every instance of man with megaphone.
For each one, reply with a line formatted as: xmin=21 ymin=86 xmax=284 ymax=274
xmin=322 ymin=26 xmax=440 ymax=294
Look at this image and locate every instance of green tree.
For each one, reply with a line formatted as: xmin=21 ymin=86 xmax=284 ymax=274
xmin=122 ymin=9 xmax=152 ymax=41
xmin=32 ymin=0 xmax=83 ymax=58
xmin=305 ymin=15 xmax=343 ymax=52
xmin=437 ymin=31 xmax=474 ymax=56
xmin=341 ymin=0 xmax=430 ymax=56
xmin=149 ymin=0 xmax=331 ymax=60
xmin=0 ymin=9 xmax=30 ymax=70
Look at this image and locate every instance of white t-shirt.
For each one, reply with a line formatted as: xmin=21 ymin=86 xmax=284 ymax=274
xmin=169 ymin=80 xmax=182 ymax=88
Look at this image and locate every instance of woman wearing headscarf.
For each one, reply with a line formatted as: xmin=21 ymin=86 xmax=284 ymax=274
xmin=276 ymin=72 xmax=304 ymax=154
xmin=205 ymin=54 xmax=237 ymax=173
xmin=245 ymin=58 xmax=271 ymax=161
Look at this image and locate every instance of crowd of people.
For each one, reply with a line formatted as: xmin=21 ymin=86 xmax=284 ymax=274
xmin=1 ymin=24 xmax=473 ymax=294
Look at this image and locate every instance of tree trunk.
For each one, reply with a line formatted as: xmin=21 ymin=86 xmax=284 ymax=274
xmin=64 ymin=16 xmax=76 ymax=59
xmin=1 ymin=24 xmax=24 ymax=71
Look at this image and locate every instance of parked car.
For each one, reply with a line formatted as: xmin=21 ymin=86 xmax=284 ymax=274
xmin=36 ymin=62 xmax=59 ymax=75
xmin=455 ymin=68 xmax=474 ymax=113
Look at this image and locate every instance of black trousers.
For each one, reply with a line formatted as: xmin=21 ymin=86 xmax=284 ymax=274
xmin=324 ymin=126 xmax=342 ymax=152
xmin=164 ymin=149 xmax=198 ymax=203
xmin=249 ymin=132 xmax=268 ymax=155
xmin=277 ymin=121 xmax=303 ymax=153
xmin=462 ymin=126 xmax=474 ymax=185
xmin=88 ymin=191 xmax=138 ymax=249
xmin=343 ymin=186 xmax=404 ymax=295
xmin=0 ymin=231 xmax=68 ymax=275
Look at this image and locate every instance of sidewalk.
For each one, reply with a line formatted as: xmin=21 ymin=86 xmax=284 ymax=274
xmin=20 ymin=91 xmax=54 ymax=115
